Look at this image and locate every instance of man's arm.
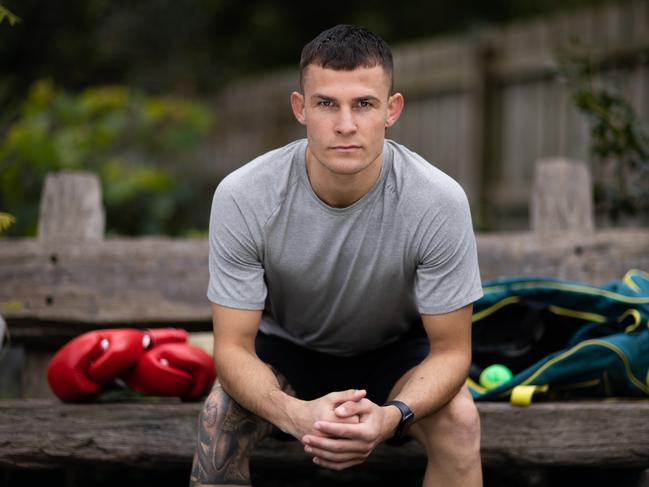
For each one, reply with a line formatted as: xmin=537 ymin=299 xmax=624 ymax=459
xmin=301 ymin=304 xmax=472 ymax=470
xmin=386 ymin=303 xmax=473 ymax=420
xmin=211 ymin=303 xmax=364 ymax=440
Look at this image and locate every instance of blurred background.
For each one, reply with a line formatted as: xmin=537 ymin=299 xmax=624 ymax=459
xmin=0 ymin=0 xmax=648 ymax=238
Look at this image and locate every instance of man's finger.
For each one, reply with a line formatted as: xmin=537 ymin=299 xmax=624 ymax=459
xmin=334 ymin=398 xmax=371 ymax=418
xmin=302 ymin=434 xmax=369 ymax=455
xmin=304 ymin=441 xmax=370 ymax=464
xmin=313 ymin=420 xmax=367 ymax=439
xmin=336 ymin=412 xmax=361 ymax=424
xmin=327 ymin=388 xmax=366 ymax=405
xmin=309 ymin=450 xmax=366 ymax=465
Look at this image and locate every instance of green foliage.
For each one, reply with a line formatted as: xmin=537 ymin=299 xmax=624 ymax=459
xmin=559 ymin=47 xmax=649 ymax=223
xmin=0 ymin=212 xmax=15 ymax=232
xmin=574 ymin=89 xmax=649 ymax=219
xmin=0 ymin=80 xmax=214 ymax=236
xmin=0 ymin=4 xmax=20 ymax=26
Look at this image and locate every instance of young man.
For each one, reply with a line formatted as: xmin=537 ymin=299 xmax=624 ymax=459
xmin=191 ymin=24 xmax=483 ymax=487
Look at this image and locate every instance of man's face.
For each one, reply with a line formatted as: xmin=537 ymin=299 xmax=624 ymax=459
xmin=291 ymin=64 xmax=403 ymax=178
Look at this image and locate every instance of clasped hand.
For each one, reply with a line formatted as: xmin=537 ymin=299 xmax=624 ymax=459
xmin=294 ymin=389 xmax=396 ymax=470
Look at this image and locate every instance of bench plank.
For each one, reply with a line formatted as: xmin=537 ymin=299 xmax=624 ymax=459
xmin=2 ymin=230 xmax=648 ymax=336
xmin=1 ymin=400 xmax=647 ymax=469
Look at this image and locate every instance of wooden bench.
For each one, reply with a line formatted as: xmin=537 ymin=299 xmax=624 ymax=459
xmin=0 ymin=400 xmax=648 ymax=486
xmin=1 ymin=399 xmax=648 ymax=468
xmin=1 ymin=161 xmax=648 ymax=485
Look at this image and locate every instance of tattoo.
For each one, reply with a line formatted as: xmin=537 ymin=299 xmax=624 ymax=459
xmin=189 ymin=370 xmax=294 ymax=486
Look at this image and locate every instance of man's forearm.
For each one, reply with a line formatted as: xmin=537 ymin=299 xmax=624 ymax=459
xmin=214 ymin=344 xmax=302 ymax=435
xmin=387 ymin=307 xmax=474 ymax=427
xmin=391 ymin=350 xmax=470 ymax=421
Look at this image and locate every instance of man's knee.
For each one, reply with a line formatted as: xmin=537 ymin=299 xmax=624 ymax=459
xmin=190 ymin=380 xmax=271 ymax=486
xmin=413 ymin=387 xmax=481 ymax=454
xmin=198 ymin=379 xmax=272 ymax=443
xmin=444 ymin=388 xmax=481 ymax=449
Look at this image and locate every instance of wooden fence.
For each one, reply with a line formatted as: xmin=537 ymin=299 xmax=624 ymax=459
xmin=197 ymin=0 xmax=649 ymax=230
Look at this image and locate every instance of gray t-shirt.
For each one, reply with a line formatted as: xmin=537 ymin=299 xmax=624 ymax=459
xmin=207 ymin=139 xmax=483 ymax=356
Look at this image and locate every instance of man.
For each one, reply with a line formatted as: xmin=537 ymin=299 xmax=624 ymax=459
xmin=191 ymin=24 xmax=483 ymax=487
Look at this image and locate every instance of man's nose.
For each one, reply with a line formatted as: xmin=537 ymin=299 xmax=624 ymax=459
xmin=334 ymin=108 xmax=357 ymax=135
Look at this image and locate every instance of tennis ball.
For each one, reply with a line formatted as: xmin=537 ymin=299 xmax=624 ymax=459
xmin=479 ymin=364 xmax=513 ymax=389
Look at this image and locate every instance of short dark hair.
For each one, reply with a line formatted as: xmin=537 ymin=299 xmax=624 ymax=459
xmin=299 ymin=24 xmax=394 ymax=93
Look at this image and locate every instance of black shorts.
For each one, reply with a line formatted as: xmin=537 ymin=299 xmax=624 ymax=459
xmin=255 ymin=327 xmax=430 ymax=406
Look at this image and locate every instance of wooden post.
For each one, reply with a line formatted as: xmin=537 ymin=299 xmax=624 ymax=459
xmin=37 ymin=171 xmax=105 ymax=242
xmin=23 ymin=171 xmax=105 ymax=399
xmin=530 ymin=158 xmax=594 ymax=236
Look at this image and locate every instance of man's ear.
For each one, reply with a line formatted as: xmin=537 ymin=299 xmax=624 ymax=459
xmin=385 ymin=92 xmax=404 ymax=128
xmin=290 ymin=91 xmax=306 ymax=125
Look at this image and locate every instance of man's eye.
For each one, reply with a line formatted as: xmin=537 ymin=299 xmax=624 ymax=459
xmin=318 ymin=100 xmax=333 ymax=107
xmin=357 ymin=100 xmax=371 ymax=108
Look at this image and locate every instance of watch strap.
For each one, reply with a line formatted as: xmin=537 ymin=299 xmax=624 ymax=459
xmin=383 ymin=400 xmax=414 ymax=440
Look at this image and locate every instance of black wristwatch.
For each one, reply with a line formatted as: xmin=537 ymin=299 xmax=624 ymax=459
xmin=383 ymin=400 xmax=414 ymax=440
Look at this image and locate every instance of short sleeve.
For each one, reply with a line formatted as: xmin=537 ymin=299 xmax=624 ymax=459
xmin=207 ymin=182 xmax=267 ymax=310
xmin=415 ymin=190 xmax=483 ymax=315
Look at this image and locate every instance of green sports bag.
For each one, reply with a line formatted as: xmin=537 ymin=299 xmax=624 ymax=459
xmin=467 ymin=269 xmax=649 ymax=405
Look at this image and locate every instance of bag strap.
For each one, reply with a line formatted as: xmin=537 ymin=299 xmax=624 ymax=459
xmin=510 ymin=384 xmax=548 ymax=406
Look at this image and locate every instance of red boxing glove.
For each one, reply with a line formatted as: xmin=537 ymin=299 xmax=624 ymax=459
xmin=47 ymin=327 xmax=188 ymax=402
xmin=125 ymin=343 xmax=216 ymax=401
xmin=48 ymin=328 xmax=145 ymax=402
xmin=146 ymin=327 xmax=188 ymax=348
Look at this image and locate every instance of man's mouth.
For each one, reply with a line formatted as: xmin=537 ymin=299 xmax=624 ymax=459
xmin=331 ymin=145 xmax=361 ymax=152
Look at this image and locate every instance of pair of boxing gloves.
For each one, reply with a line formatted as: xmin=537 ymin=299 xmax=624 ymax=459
xmin=47 ymin=328 xmax=216 ymax=402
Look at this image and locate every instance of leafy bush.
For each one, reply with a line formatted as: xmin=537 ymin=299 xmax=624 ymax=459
xmin=574 ymin=88 xmax=649 ymax=222
xmin=558 ymin=45 xmax=649 ymax=224
xmin=0 ymin=212 xmax=14 ymax=232
xmin=0 ymin=80 xmax=214 ymax=236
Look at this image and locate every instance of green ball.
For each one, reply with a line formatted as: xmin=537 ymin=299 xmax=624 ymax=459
xmin=479 ymin=364 xmax=513 ymax=389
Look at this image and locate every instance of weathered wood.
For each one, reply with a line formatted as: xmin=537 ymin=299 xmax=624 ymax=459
xmin=1 ymin=230 xmax=647 ymax=334
xmin=0 ymin=400 xmax=198 ymax=469
xmin=0 ymin=400 xmax=647 ymax=469
xmin=0 ymin=238 xmax=210 ymax=327
xmin=479 ymin=400 xmax=649 ymax=468
xmin=531 ymin=159 xmax=594 ymax=236
xmin=37 ymin=171 xmax=105 ymax=243
xmin=477 ymin=229 xmax=649 ymax=283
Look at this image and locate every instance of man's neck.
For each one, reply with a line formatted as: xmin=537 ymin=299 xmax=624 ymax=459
xmin=304 ymin=148 xmax=383 ymax=209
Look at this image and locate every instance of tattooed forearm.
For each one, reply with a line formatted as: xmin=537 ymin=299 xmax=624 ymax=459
xmin=189 ymin=381 xmax=273 ymax=486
